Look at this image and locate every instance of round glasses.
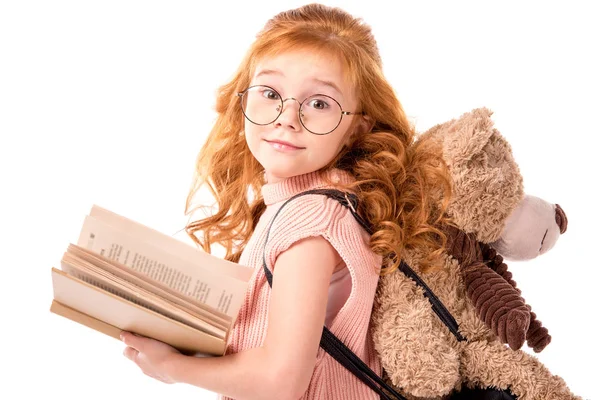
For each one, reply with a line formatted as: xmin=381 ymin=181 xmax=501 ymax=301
xmin=237 ymin=85 xmax=362 ymax=135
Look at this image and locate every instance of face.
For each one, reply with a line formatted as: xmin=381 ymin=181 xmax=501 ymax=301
xmin=243 ymin=49 xmax=362 ymax=183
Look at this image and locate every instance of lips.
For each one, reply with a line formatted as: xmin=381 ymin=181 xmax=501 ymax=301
xmin=265 ymin=139 xmax=304 ymax=149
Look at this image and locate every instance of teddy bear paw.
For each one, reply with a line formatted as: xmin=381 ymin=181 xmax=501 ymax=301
xmin=500 ymin=309 xmax=530 ymax=350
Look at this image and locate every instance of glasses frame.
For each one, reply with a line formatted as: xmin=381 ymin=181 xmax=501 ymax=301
xmin=237 ymin=84 xmax=363 ymax=135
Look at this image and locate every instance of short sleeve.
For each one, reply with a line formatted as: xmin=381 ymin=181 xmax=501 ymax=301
xmin=262 ymin=194 xmax=351 ymax=273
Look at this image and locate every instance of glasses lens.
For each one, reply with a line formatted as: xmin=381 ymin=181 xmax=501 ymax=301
xmin=240 ymin=87 xmax=344 ymax=134
xmin=240 ymin=86 xmax=282 ymax=125
xmin=300 ymin=94 xmax=342 ymax=135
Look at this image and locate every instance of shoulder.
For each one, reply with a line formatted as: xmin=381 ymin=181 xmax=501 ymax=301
xmin=264 ymin=192 xmax=370 ymax=263
xmin=275 ymin=234 xmax=343 ymax=271
xmin=268 ymin=192 xmax=351 ymax=234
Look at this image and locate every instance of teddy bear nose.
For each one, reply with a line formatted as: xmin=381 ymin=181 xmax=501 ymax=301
xmin=555 ymin=204 xmax=568 ymax=234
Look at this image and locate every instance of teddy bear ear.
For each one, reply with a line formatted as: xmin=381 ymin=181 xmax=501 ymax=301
xmin=418 ymin=107 xmax=497 ymax=164
xmin=422 ymin=107 xmax=524 ymax=243
xmin=439 ymin=107 xmax=497 ymax=166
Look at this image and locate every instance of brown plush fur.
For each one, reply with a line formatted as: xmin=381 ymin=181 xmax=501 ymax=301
xmin=371 ymin=108 xmax=579 ymax=399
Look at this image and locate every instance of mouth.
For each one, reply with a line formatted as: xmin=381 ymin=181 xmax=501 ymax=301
xmin=264 ymin=139 xmax=305 ymax=151
xmin=539 ymin=228 xmax=548 ymax=253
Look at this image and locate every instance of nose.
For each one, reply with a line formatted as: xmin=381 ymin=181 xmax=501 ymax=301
xmin=555 ymin=204 xmax=568 ymax=234
xmin=274 ymin=98 xmax=302 ymax=131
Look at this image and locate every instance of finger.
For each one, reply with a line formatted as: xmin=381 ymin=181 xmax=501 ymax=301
xmin=120 ymin=331 xmax=143 ymax=351
xmin=123 ymin=346 xmax=139 ymax=362
xmin=120 ymin=331 xmax=132 ymax=343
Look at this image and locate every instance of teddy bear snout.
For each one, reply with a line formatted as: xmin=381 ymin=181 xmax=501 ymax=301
xmin=555 ymin=204 xmax=568 ymax=234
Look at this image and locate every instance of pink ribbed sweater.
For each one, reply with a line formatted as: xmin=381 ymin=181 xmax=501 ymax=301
xmin=219 ymin=169 xmax=382 ymax=400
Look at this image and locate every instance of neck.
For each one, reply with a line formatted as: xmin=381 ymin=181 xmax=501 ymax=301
xmin=261 ymin=169 xmax=354 ymax=206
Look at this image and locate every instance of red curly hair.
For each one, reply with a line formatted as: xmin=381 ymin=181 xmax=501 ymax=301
xmin=185 ymin=3 xmax=452 ymax=274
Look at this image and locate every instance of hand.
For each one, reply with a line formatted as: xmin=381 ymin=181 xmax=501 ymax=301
xmin=120 ymin=331 xmax=181 ymax=384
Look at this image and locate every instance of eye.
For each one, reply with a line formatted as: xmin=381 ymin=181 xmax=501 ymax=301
xmin=261 ymin=89 xmax=280 ymax=100
xmin=307 ymin=98 xmax=330 ymax=110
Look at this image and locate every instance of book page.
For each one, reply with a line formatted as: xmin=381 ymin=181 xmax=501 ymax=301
xmin=51 ymin=268 xmax=226 ymax=356
xmin=77 ymin=215 xmax=247 ymax=319
xmin=89 ymin=205 xmax=253 ymax=282
xmin=60 ymin=255 xmax=226 ymax=339
xmin=67 ymin=244 xmax=230 ymax=331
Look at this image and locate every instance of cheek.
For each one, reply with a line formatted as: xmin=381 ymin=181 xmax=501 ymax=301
xmin=244 ymin=119 xmax=254 ymax=139
xmin=244 ymin=124 xmax=263 ymax=159
xmin=328 ymin=126 xmax=353 ymax=152
xmin=311 ymin=135 xmax=347 ymax=162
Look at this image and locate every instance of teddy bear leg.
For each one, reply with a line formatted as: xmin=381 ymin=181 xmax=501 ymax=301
xmin=461 ymin=340 xmax=581 ymax=400
xmin=372 ymin=261 xmax=465 ymax=399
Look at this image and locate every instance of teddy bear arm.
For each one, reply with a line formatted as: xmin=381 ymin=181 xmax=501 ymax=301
xmin=444 ymin=226 xmax=531 ymax=351
xmin=461 ymin=340 xmax=581 ymax=400
xmin=463 ymin=263 xmax=531 ymax=350
xmin=480 ymin=244 xmax=552 ymax=352
xmin=526 ymin=311 xmax=552 ymax=352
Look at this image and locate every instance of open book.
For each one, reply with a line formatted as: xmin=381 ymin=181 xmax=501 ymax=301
xmin=49 ymin=205 xmax=253 ymax=356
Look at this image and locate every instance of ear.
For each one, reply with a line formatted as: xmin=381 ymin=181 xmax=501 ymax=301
xmin=345 ymin=114 xmax=375 ymax=145
xmin=359 ymin=113 xmax=376 ymax=134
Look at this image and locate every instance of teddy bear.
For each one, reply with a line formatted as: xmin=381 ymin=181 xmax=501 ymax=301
xmin=371 ymin=107 xmax=580 ymax=399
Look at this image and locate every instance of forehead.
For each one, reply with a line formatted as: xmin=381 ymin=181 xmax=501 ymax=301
xmin=251 ymin=50 xmax=352 ymax=97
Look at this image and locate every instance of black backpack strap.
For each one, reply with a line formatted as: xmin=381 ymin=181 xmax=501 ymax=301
xmin=261 ymin=188 xmax=406 ymax=400
xmin=398 ymin=261 xmax=466 ymax=342
xmin=261 ymin=188 xmax=371 ymax=286
xmin=262 ymin=188 xmax=465 ymax=342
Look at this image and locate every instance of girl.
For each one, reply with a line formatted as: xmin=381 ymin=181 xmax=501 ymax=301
xmin=120 ymin=3 xmax=451 ymax=399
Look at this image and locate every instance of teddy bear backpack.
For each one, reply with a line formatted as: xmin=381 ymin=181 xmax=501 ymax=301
xmin=261 ymin=188 xmax=516 ymax=400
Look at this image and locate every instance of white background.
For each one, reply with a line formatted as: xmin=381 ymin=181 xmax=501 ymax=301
xmin=1 ymin=1 xmax=598 ymax=399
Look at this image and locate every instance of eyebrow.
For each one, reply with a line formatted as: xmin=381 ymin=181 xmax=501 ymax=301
xmin=254 ymin=69 xmax=343 ymax=96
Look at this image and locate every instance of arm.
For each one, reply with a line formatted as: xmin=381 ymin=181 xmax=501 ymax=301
xmin=126 ymin=235 xmax=340 ymax=400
